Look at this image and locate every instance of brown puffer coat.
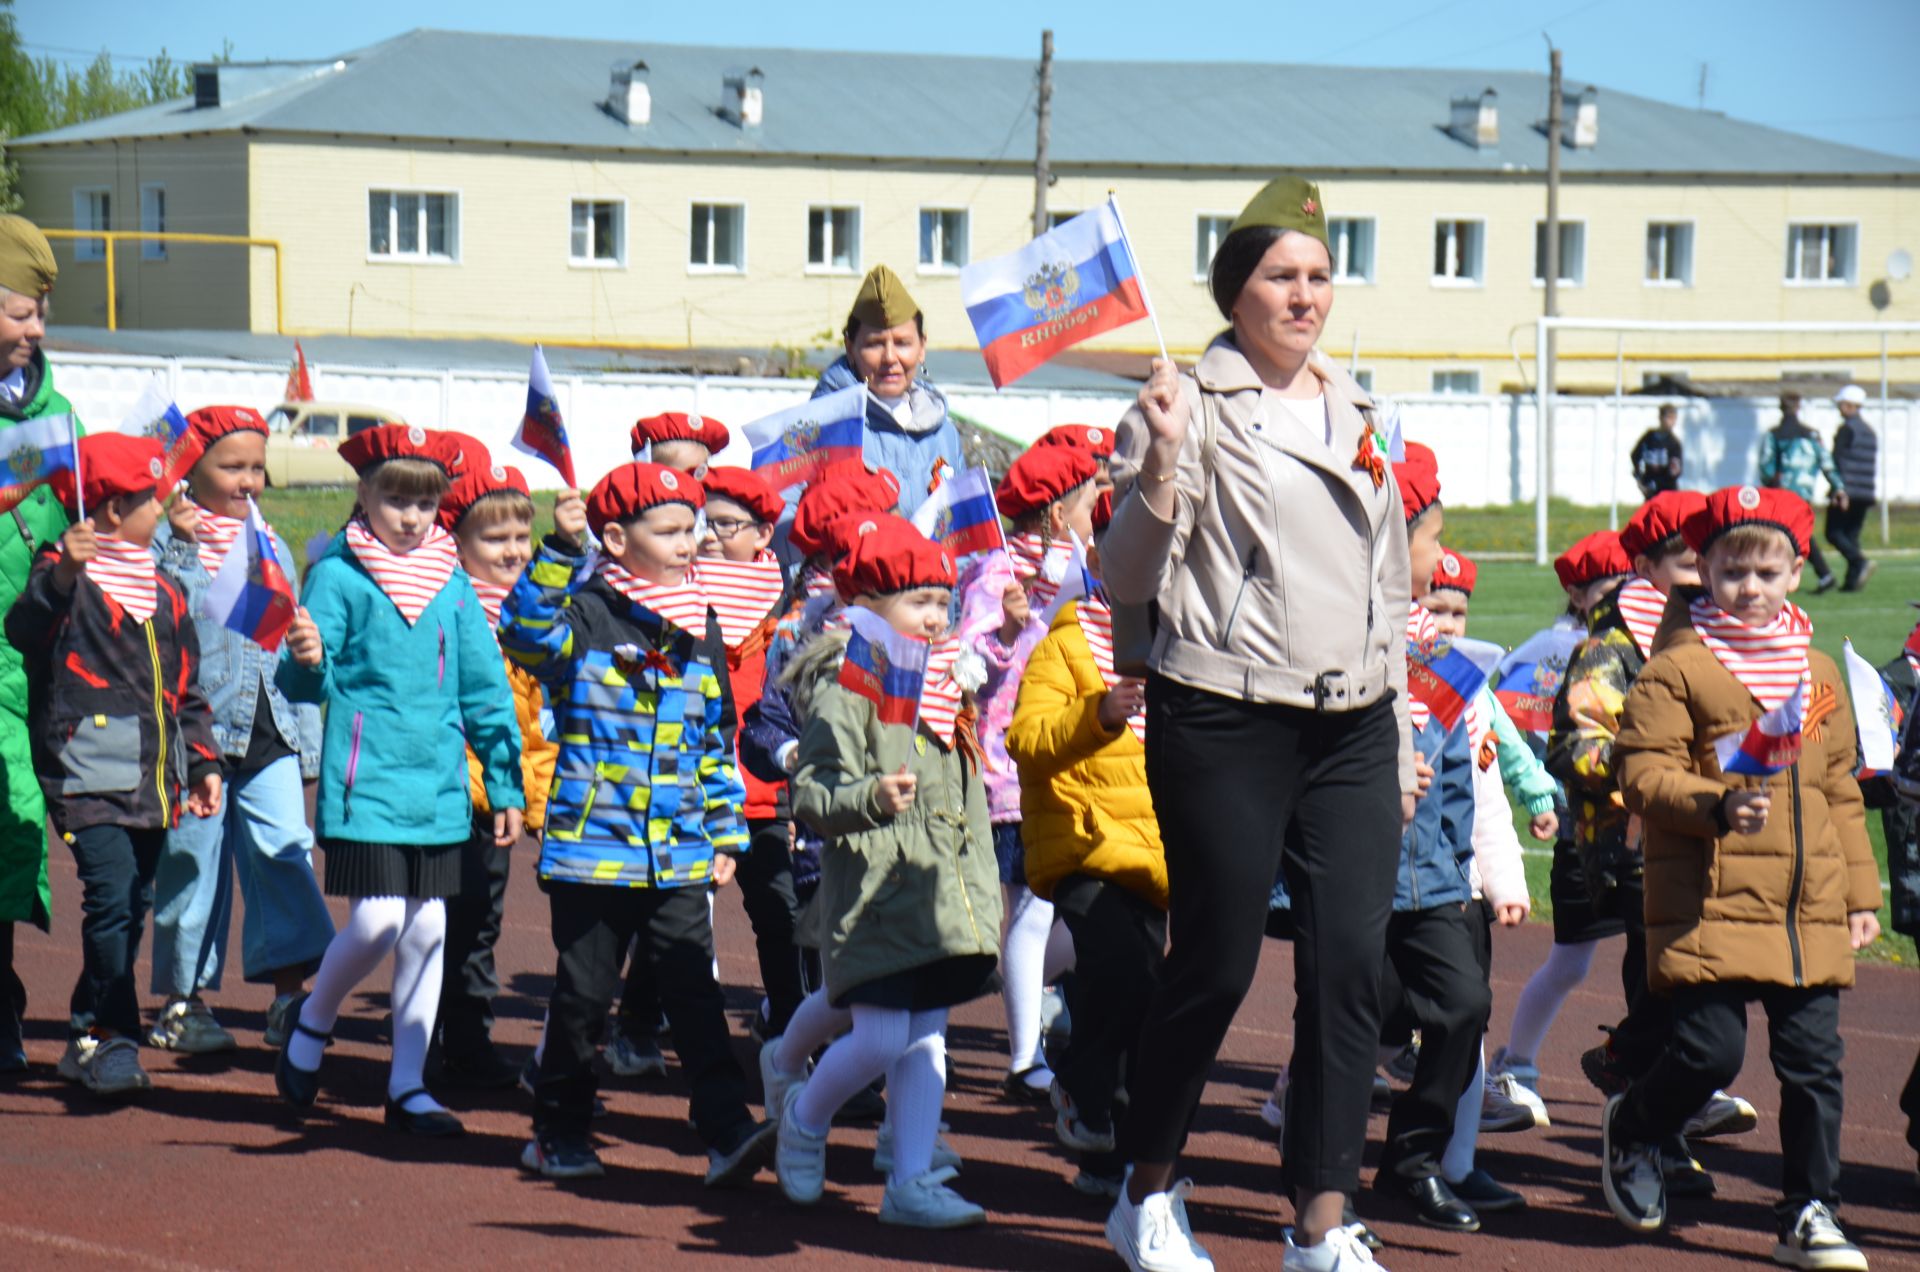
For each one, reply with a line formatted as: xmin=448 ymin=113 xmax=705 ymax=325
xmin=1615 ymin=619 xmax=1880 ymax=992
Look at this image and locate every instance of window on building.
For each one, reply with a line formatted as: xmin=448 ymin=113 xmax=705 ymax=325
xmin=1645 ymin=222 xmax=1693 ymax=286
xmin=569 ymin=199 xmax=624 ymax=266
xmin=807 ymin=206 xmax=860 ymax=273
xmin=1329 ymin=217 xmax=1376 ymax=283
xmin=139 ymin=184 xmax=166 ymax=261
xmin=1432 ymin=369 xmax=1481 ymax=394
xmin=368 ymin=190 xmax=457 ymax=261
xmin=918 ymin=209 xmax=968 ymax=272
xmin=1194 ymin=215 xmax=1231 ymax=277
xmin=1047 ymin=209 xmax=1080 ymax=231
xmin=1785 ymin=223 xmax=1857 ymax=284
xmin=1353 ymin=368 xmax=1375 ymax=392
xmin=689 ymin=203 xmax=745 ymax=271
xmin=1432 ymin=219 xmax=1484 ymax=284
xmin=1532 ymin=220 xmax=1586 ymax=285
xmin=73 ymin=187 xmax=110 ymax=262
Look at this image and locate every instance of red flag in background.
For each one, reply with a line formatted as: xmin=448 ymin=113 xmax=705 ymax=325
xmin=283 ymin=343 xmax=314 ymax=403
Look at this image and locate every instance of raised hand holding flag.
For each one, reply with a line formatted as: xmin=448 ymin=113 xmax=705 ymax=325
xmin=512 ymin=345 xmax=576 ymax=486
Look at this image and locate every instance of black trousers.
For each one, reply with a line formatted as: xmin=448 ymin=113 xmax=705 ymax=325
xmin=1806 ymin=537 xmax=1835 ymax=586
xmin=536 ymin=882 xmax=752 ymax=1146
xmin=1125 ymin=677 xmax=1403 ymax=1196
xmin=67 ymin=825 xmax=166 ymax=1039
xmin=1053 ymin=873 xmax=1166 ymax=1132
xmin=1901 ymin=1043 xmax=1920 ymax=1154
xmin=1375 ymin=903 xmax=1493 ymax=1183
xmin=0 ymin=921 xmax=23 ymax=1053
xmin=437 ymin=816 xmax=511 ymax=1052
xmin=1826 ymin=500 xmax=1873 ymax=586
xmin=1607 ymin=879 xmax=1671 ymax=1079
xmin=1617 ymin=982 xmax=1844 ymax=1218
xmin=733 ymin=819 xmax=806 ymax=1036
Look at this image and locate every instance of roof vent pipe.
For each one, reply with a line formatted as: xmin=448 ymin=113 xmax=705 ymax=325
xmin=722 ymin=67 xmax=763 ymax=129
xmin=1448 ymin=87 xmax=1499 ymax=148
xmin=607 ymin=59 xmax=650 ymax=126
xmin=1565 ymin=85 xmax=1598 ymax=148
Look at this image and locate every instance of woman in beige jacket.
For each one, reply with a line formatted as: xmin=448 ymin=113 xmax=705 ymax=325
xmin=1098 ymin=176 xmax=1416 ymax=1272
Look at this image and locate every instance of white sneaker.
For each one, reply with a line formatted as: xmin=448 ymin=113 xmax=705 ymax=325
xmin=1261 ymin=1067 xmax=1290 ymax=1132
xmin=1685 ymin=1089 xmax=1759 ymax=1139
xmin=82 ymin=1037 xmax=152 ymax=1097
xmin=879 ymin=1165 xmax=986 ymax=1228
xmin=1772 ymin=1200 xmax=1868 ymax=1271
xmin=873 ymin=1120 xmax=962 ymax=1174
xmin=57 ymin=1035 xmax=98 ymax=1083
xmin=1052 ymin=1077 xmax=1116 ymax=1153
xmin=775 ymin=1084 xmax=828 ymax=1205
xmin=1283 ymin=1224 xmax=1385 ymax=1270
xmin=759 ymin=1037 xmax=809 ymax=1121
xmin=1106 ymin=1178 xmax=1215 ymax=1272
xmin=1482 ymin=1069 xmax=1549 ymax=1131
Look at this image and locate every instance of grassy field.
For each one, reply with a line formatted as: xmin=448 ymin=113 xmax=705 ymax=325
xmin=259 ymin=489 xmax=1916 ymax=967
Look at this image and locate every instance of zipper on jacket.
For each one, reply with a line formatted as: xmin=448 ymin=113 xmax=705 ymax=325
xmin=343 ymin=711 xmax=364 ymax=822
xmin=1785 ymin=763 xmax=1806 ymax=988
xmin=437 ymin=625 xmax=447 ymax=687
xmin=1220 ymin=545 xmax=1259 ymax=645
xmin=146 ymin=622 xmax=170 ymax=824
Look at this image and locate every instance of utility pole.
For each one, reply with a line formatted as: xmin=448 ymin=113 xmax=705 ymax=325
xmin=1543 ymin=42 xmax=1563 ymax=510
xmin=1032 ymin=29 xmax=1053 ymax=239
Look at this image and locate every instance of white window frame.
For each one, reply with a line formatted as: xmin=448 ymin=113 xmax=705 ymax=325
xmin=1430 ymin=216 xmax=1485 ymax=288
xmin=805 ymin=203 xmax=863 ymax=276
xmin=1431 ymin=368 xmax=1481 ymax=394
xmin=1531 ymin=218 xmax=1587 ymax=288
xmin=72 ymin=186 xmax=111 ymax=263
xmin=1643 ymin=219 xmax=1696 ymax=288
xmin=916 ymin=207 xmax=969 ymax=275
xmin=1193 ymin=212 xmax=1234 ymax=281
xmin=138 ymin=183 xmax=166 ymax=262
xmin=567 ymin=196 xmax=626 ymax=269
xmin=1328 ymin=215 xmax=1378 ymax=285
xmin=1784 ymin=220 xmax=1859 ymax=287
xmin=365 ymin=187 xmax=461 ymax=265
xmin=687 ymin=200 xmax=747 ymax=275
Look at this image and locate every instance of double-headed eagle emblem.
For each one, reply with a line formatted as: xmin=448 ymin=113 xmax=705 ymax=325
xmin=1022 ymin=260 xmax=1081 ymax=323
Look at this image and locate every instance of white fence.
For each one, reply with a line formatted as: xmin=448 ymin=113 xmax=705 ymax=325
xmin=45 ymin=350 xmax=1918 ymax=508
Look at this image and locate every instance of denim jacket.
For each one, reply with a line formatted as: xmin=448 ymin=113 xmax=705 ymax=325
xmin=153 ymin=521 xmax=321 ymax=778
xmin=1392 ymin=712 xmax=1476 ymax=913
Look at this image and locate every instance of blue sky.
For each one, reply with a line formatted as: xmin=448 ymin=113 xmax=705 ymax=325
xmin=18 ymin=0 xmax=1920 ymax=160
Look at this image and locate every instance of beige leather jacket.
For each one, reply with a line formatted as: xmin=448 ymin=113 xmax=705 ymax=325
xmin=1104 ymin=335 xmax=1416 ymax=797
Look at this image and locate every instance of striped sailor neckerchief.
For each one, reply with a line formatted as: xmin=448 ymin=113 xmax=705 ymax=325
xmin=1615 ymin=577 xmax=1669 ymax=659
xmin=917 ymin=634 xmax=965 ymax=748
xmin=188 ymin=500 xmax=247 ymax=576
xmin=1006 ymin=531 xmax=1076 ymax=610
xmin=344 ymin=519 xmax=459 ymax=626
xmin=1688 ymin=596 xmax=1813 ymax=711
xmin=1406 ymin=601 xmax=1439 ymax=730
xmin=690 ymin=551 xmax=786 ymax=649
xmin=802 ymin=566 xmax=838 ymax=600
xmin=468 ymin=578 xmax=511 ymax=630
xmin=89 ymin=534 xmax=159 ymax=624
xmin=597 ymin=560 xmax=711 ymax=636
xmin=1076 ymin=591 xmax=1145 ymax=741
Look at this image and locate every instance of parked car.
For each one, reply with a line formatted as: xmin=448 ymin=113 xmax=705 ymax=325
xmin=263 ymin=402 xmax=405 ymax=486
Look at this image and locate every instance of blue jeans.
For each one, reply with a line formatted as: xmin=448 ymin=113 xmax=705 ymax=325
xmin=150 ymin=756 xmax=334 ymax=994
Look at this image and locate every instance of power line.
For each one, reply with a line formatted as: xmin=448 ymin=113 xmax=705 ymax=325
xmin=1311 ymin=0 xmax=1481 ymax=64
xmin=1411 ymin=0 xmax=1611 ymax=68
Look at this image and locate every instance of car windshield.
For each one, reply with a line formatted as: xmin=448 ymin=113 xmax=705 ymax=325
xmin=264 ymin=408 xmax=295 ymax=431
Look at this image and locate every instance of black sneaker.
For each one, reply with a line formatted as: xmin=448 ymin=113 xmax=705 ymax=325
xmin=704 ymin=1119 xmax=777 ymax=1188
xmin=1772 ymin=1200 xmax=1867 ymax=1271
xmin=1447 ymin=1167 xmax=1526 ymax=1213
xmin=1814 ymin=575 xmax=1839 ymax=595
xmin=1601 ymin=1094 xmax=1668 ymax=1234
xmin=1384 ymin=1041 xmax=1419 ymax=1086
xmin=1581 ymin=1038 xmax=1631 ymax=1098
xmin=439 ymin=1042 xmax=522 ymax=1091
xmin=1660 ymin=1136 xmax=1717 ymax=1199
xmin=520 ymin=1136 xmax=605 ymax=1180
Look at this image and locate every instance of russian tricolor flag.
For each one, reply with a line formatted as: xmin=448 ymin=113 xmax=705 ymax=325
xmin=0 ymin=413 xmax=78 ymax=514
xmin=1717 ymin=679 xmax=1807 ymax=777
xmin=1493 ymin=625 xmax=1584 ymax=735
xmin=910 ymin=466 xmax=1003 ymax=560
xmin=744 ymin=384 xmax=867 ymax=491
xmin=119 ymin=380 xmax=203 ymax=494
xmin=960 ymin=201 xmax=1150 ymax=389
xmin=1040 ymin=531 xmax=1094 ymax=627
xmin=1410 ymin=635 xmax=1503 ymax=733
xmin=1843 ymin=639 xmax=1898 ymax=777
xmin=838 ymin=604 xmax=929 ymax=728
xmin=513 ymin=345 xmax=576 ymax=487
xmin=201 ymin=498 xmax=298 ymax=652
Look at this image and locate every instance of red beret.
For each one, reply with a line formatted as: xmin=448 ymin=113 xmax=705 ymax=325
xmin=790 ymin=467 xmax=900 ymax=559
xmin=1619 ymin=490 xmax=1709 ymax=560
xmin=996 ymin=446 xmax=1098 ymax=520
xmin=1554 ymin=530 xmax=1633 ymax=590
xmin=1033 ymin=423 xmax=1116 ymax=459
xmin=52 ymin=433 xmax=174 ymax=513
xmin=1681 ymin=485 xmax=1813 ymax=558
xmin=817 ymin=458 xmax=901 ymax=509
xmin=1091 ymin=488 xmax=1114 ymax=534
xmin=438 ymin=454 xmax=531 ymax=532
xmin=701 ymin=467 xmax=783 ymax=526
xmin=186 ymin=404 xmax=268 ymax=446
xmin=587 ymin=461 xmax=704 ymax=536
xmin=1396 ymin=442 xmax=1441 ymax=521
xmin=1430 ymin=547 xmax=1477 ymax=596
xmin=630 ymin=411 xmax=730 ymax=459
xmin=337 ymin=423 xmax=459 ymax=477
xmin=832 ymin=515 xmax=957 ymax=599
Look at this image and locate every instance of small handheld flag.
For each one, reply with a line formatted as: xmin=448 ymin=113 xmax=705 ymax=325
xmin=744 ymin=384 xmax=867 ymax=491
xmin=201 ymin=498 xmax=298 ymax=652
xmin=838 ymin=604 xmax=930 ymax=729
xmin=283 ymin=342 xmax=315 ymax=403
xmin=118 ymin=379 xmax=203 ymax=493
xmin=1039 ymin=531 xmax=1095 ymax=627
xmin=1716 ymin=679 xmax=1807 ymax=778
xmin=1493 ymin=625 xmax=1584 ymax=735
xmin=910 ymin=466 xmax=1004 ymax=560
xmin=513 ymin=345 xmax=576 ymax=486
xmin=1409 ymin=635 xmax=1504 ymax=733
xmin=1843 ymin=639 xmax=1899 ymax=776
xmin=0 ymin=412 xmax=79 ymax=515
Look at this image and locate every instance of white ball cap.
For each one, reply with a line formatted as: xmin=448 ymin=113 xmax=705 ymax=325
xmin=1835 ymin=385 xmax=1867 ymax=406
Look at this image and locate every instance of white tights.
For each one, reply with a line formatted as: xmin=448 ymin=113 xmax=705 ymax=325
xmin=792 ymin=1005 xmax=948 ymax=1185
xmin=1503 ymin=939 xmax=1599 ymax=1065
xmin=1001 ymin=884 xmax=1075 ymax=1080
xmin=771 ymin=987 xmax=851 ymax=1077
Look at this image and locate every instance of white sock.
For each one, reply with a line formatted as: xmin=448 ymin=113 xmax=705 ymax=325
xmin=1001 ymin=884 xmax=1055 ymax=1077
xmin=388 ymin=898 xmax=447 ymax=1114
xmin=1441 ymin=1041 xmax=1486 ymax=1183
xmin=773 ymin=987 xmax=850 ymax=1077
xmin=1288 ymin=1233 xmax=1343 ymax=1270
xmin=289 ymin=896 xmax=407 ymax=1070
xmin=1505 ymin=939 xmax=1599 ymax=1064
xmin=884 ymin=1009 xmax=949 ymax=1186
xmin=792 ymin=1004 xmax=910 ymax=1135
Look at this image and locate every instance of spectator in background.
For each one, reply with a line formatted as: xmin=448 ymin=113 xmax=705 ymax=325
xmin=1757 ymin=391 xmax=1844 ymax=594
xmin=1630 ymin=405 xmax=1684 ymax=498
xmin=1828 ymin=385 xmax=1878 ymax=592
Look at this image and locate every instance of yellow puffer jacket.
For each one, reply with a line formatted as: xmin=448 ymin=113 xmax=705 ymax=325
xmin=467 ymin=656 xmax=558 ymax=831
xmin=1006 ymin=603 xmax=1167 ymax=909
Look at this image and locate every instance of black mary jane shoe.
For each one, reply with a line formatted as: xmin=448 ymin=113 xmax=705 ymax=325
xmin=274 ymin=994 xmax=328 ymax=1108
xmin=385 ymin=1088 xmax=466 ymax=1138
xmin=1379 ymin=1174 xmax=1481 ymax=1233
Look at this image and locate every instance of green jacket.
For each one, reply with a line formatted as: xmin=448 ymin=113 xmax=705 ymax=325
xmin=789 ymin=632 xmax=1002 ymax=1002
xmin=0 ymin=349 xmax=79 ymax=928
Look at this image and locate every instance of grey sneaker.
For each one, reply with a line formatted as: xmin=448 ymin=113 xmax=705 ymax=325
xmin=83 ymin=1037 xmax=153 ymax=1097
xmin=605 ymin=1031 xmax=667 ymax=1078
xmin=264 ymin=993 xmax=301 ymax=1049
xmin=1684 ymin=1089 xmax=1758 ymax=1139
xmin=1772 ymin=1200 xmax=1867 ymax=1271
xmin=1601 ymin=1094 xmax=1667 ymax=1233
xmin=879 ymin=1165 xmax=986 ymax=1229
xmin=148 ymin=998 xmax=237 ymax=1054
xmin=57 ymin=1035 xmax=97 ymax=1083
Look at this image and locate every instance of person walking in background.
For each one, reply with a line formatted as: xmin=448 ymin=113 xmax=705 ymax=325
xmin=1757 ymin=392 xmax=1845 ymax=594
xmin=1630 ymin=405 xmax=1684 ymax=498
xmin=1827 ymin=385 xmax=1877 ymax=592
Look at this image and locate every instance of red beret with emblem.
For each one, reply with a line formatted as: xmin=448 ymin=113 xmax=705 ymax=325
xmin=816 ymin=458 xmax=901 ymax=510
xmin=51 ymin=433 xmax=173 ymax=513
xmin=701 ymin=466 xmax=783 ymax=526
xmin=438 ymin=444 xmax=531 ymax=533
xmin=185 ymin=404 xmax=269 ymax=446
xmin=996 ymin=446 xmax=1098 ymax=520
xmin=586 ymin=461 xmax=705 ymax=536
xmin=1554 ymin=530 xmax=1633 ymax=590
xmin=832 ymin=515 xmax=957 ymax=599
xmin=1395 ymin=442 xmax=1442 ymax=522
xmin=1091 ymin=488 xmax=1114 ymax=534
xmin=1681 ymin=485 xmax=1812 ymax=558
xmin=790 ymin=466 xmax=901 ymax=559
xmin=1033 ymin=423 xmax=1116 ymax=460
xmin=1429 ymin=547 xmax=1477 ymax=596
xmin=1619 ymin=490 xmax=1709 ymax=560
xmin=630 ymin=411 xmax=731 ymax=459
xmin=337 ymin=423 xmax=460 ymax=477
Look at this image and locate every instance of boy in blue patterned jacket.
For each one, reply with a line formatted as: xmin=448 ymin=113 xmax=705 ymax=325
xmin=502 ymin=461 xmax=775 ymax=1187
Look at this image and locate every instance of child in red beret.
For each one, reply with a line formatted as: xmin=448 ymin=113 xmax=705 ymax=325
xmin=631 ymin=411 xmax=731 ymax=477
xmin=6 ymin=433 xmax=222 ymax=1097
xmin=1032 ymin=424 xmax=1117 ymax=493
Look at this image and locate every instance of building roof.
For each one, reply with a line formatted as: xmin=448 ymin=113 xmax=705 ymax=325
xmin=20 ymin=28 xmax=1919 ymax=178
